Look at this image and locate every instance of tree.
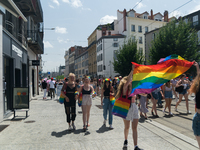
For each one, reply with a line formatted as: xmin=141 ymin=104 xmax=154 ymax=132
xmin=149 ymin=20 xmax=200 ymax=64
xmin=113 ymin=38 xmax=144 ymax=76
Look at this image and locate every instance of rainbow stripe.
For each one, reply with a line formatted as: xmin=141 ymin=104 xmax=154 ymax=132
xmin=110 ymin=95 xmax=115 ymax=107
xmin=112 ymin=98 xmax=130 ymax=118
xmin=78 ymin=93 xmax=82 ymax=107
xmin=130 ymin=55 xmax=194 ymax=96
xmin=59 ymin=94 xmax=65 ymax=104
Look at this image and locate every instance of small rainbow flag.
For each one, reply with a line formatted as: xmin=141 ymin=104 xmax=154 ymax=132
xmin=110 ymin=95 xmax=115 ymax=107
xmin=130 ymin=54 xmax=194 ymax=96
xmin=78 ymin=93 xmax=82 ymax=107
xmin=59 ymin=94 xmax=65 ymax=104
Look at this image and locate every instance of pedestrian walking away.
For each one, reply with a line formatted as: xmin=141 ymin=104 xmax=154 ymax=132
xmin=138 ymin=93 xmax=148 ymax=119
xmin=101 ymin=78 xmax=114 ymax=129
xmin=49 ymin=78 xmax=56 ymax=99
xmin=78 ymin=76 xmax=95 ymax=131
xmin=61 ymin=73 xmax=78 ymax=130
xmin=115 ymin=64 xmax=141 ymax=150
xmin=42 ymin=79 xmax=47 ymax=99
xmin=188 ymin=61 xmax=200 ymax=148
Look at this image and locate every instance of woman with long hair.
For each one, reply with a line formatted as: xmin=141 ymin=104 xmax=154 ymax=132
xmin=188 ymin=61 xmax=200 ymax=148
xmin=61 ymin=73 xmax=78 ymax=130
xmin=115 ymin=64 xmax=141 ymax=150
xmin=175 ymin=74 xmax=191 ymax=113
xmin=101 ymin=78 xmax=114 ymax=129
xmin=78 ymin=76 xmax=95 ymax=131
xmin=163 ymin=81 xmax=175 ymax=116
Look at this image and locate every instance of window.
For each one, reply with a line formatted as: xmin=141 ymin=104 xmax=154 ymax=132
xmin=79 ymin=70 xmax=81 ymax=74
xmin=152 ymin=33 xmax=155 ymax=40
xmin=184 ymin=18 xmax=188 ymax=24
xmin=139 ymin=47 xmax=143 ymax=53
xmin=82 ymin=69 xmax=84 ymax=74
xmin=113 ymin=38 xmax=118 ymax=41
xmin=82 ymin=61 xmax=85 ymax=67
xmin=145 ymin=27 xmax=148 ymax=33
xmin=113 ymin=43 xmax=118 ymax=47
xmin=131 ymin=25 xmax=135 ymax=32
xmin=101 ymin=53 xmax=103 ymax=61
xmin=193 ymin=15 xmax=199 ymax=26
xmin=114 ymin=50 xmax=118 ymax=60
xmin=132 ymin=36 xmax=136 ymax=42
xmin=139 ymin=37 xmax=142 ymax=44
xmin=138 ymin=26 xmax=142 ymax=33
xmin=144 ymin=15 xmax=148 ymax=19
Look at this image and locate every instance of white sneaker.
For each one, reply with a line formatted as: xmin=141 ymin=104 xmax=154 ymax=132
xmin=109 ymin=125 xmax=114 ymax=129
xmin=187 ymin=111 xmax=191 ymax=114
xmin=72 ymin=123 xmax=76 ymax=130
xmin=103 ymin=120 xmax=106 ymax=125
xmin=68 ymin=125 xmax=72 ymax=130
xmin=169 ymin=112 xmax=173 ymax=116
xmin=175 ymin=108 xmax=178 ymax=112
xmin=162 ymin=109 xmax=165 ymax=115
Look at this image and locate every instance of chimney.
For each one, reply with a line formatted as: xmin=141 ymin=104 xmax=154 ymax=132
xmin=164 ymin=10 xmax=168 ymax=22
xmin=102 ymin=26 xmax=107 ymax=36
xmin=123 ymin=9 xmax=127 ymax=31
xmin=151 ymin=9 xmax=154 ymax=20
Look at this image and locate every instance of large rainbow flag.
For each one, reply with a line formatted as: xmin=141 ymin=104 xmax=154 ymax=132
xmin=130 ymin=55 xmax=194 ymax=96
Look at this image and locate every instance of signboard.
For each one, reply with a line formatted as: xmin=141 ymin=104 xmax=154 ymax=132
xmin=57 ymin=85 xmax=63 ymax=96
xmin=32 ymin=60 xmax=40 ymax=66
xmin=13 ymin=87 xmax=29 ymax=109
xmin=48 ymin=72 xmax=50 ymax=75
xmin=12 ymin=45 xmax=22 ymax=58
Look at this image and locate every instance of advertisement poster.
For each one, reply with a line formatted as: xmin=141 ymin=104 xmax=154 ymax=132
xmin=13 ymin=88 xmax=29 ymax=109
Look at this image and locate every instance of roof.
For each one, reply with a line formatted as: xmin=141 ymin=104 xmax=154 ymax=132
xmin=153 ymin=12 xmax=164 ymax=17
xmin=144 ymin=27 xmax=161 ymax=35
xmin=137 ymin=11 xmax=149 ymax=16
xmin=97 ymin=34 xmax=125 ymax=42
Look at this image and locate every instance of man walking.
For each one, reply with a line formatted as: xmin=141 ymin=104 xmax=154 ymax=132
xmin=42 ymin=79 xmax=47 ymax=99
xmin=49 ymin=77 xmax=55 ymax=99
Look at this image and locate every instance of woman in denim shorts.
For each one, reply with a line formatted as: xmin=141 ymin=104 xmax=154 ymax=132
xmin=188 ymin=61 xmax=200 ymax=148
xmin=175 ymin=74 xmax=191 ymax=113
xmin=163 ymin=81 xmax=176 ymax=116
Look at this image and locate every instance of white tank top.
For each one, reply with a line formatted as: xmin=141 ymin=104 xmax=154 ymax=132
xmin=165 ymin=85 xmax=172 ymax=91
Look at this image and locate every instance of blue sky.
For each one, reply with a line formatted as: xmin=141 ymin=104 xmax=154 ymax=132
xmin=41 ymin=0 xmax=200 ymax=72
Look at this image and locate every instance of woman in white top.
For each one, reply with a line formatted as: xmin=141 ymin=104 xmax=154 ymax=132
xmin=163 ymin=81 xmax=176 ymax=116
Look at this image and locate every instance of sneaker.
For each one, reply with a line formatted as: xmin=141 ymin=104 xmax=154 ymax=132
xmin=162 ymin=109 xmax=165 ymax=115
xmin=155 ymin=115 xmax=159 ymax=118
xmin=72 ymin=123 xmax=76 ymax=130
xmin=123 ymin=140 xmax=128 ymax=148
xmin=187 ymin=111 xmax=191 ymax=114
xmin=103 ymin=120 xmax=106 ymax=125
xmin=169 ymin=112 xmax=173 ymax=116
xmin=134 ymin=146 xmax=141 ymax=150
xmin=68 ymin=125 xmax=72 ymax=130
xmin=151 ymin=111 xmax=155 ymax=116
xmin=109 ymin=125 xmax=114 ymax=129
xmin=175 ymin=108 xmax=178 ymax=112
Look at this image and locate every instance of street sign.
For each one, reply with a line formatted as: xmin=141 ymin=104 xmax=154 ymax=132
xmin=32 ymin=60 xmax=40 ymax=66
xmin=48 ymin=72 xmax=50 ymax=75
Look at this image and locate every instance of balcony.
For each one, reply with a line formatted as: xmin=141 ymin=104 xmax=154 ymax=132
xmin=27 ymin=30 xmax=44 ymax=54
xmin=13 ymin=0 xmax=43 ymax=22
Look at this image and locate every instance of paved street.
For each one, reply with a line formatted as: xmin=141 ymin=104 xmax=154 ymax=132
xmin=0 ymin=91 xmax=198 ymax=150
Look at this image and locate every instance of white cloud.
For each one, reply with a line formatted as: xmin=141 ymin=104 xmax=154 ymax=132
xmin=169 ymin=10 xmax=182 ymax=18
xmin=71 ymin=0 xmax=82 ymax=8
xmin=82 ymin=7 xmax=91 ymax=11
xmin=100 ymin=15 xmax=117 ymax=24
xmin=55 ymin=27 xmax=67 ymax=34
xmin=44 ymin=41 xmax=53 ymax=48
xmin=52 ymin=0 xmax=60 ymax=6
xmin=49 ymin=4 xmax=55 ymax=9
xmin=62 ymin=0 xmax=70 ymax=3
xmin=57 ymin=37 xmax=69 ymax=43
xmin=135 ymin=2 xmax=146 ymax=9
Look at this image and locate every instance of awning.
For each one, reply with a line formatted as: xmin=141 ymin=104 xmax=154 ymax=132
xmin=0 ymin=0 xmax=27 ymax=22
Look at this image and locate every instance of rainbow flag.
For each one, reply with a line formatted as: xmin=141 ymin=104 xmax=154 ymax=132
xmin=78 ymin=93 xmax=82 ymax=107
xmin=59 ymin=94 xmax=65 ymax=104
xmin=110 ymin=95 xmax=115 ymax=107
xmin=130 ymin=55 xmax=194 ymax=96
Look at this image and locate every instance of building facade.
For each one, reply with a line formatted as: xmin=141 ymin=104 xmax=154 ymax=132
xmin=0 ymin=0 xmax=43 ymax=122
xmin=64 ymin=50 xmax=69 ymax=77
xmin=68 ymin=47 xmax=75 ymax=74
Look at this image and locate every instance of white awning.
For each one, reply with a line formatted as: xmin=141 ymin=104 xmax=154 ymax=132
xmin=0 ymin=0 xmax=27 ymax=22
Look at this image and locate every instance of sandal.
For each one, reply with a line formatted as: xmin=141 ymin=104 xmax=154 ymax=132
xmin=83 ymin=125 xmax=86 ymax=132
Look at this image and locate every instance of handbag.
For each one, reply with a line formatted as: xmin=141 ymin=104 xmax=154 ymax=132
xmin=78 ymin=86 xmax=83 ymax=107
xmin=112 ymin=90 xmax=131 ymax=119
xmin=175 ymin=85 xmax=184 ymax=93
xmin=109 ymin=87 xmax=115 ymax=107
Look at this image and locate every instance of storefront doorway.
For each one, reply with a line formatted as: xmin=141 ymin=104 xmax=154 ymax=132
xmin=3 ymin=57 xmax=14 ymax=113
xmin=32 ymin=69 xmax=35 ymax=97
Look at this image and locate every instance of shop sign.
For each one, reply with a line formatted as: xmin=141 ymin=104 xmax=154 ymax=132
xmin=13 ymin=87 xmax=29 ymax=109
xmin=32 ymin=60 xmax=40 ymax=66
xmin=12 ymin=45 xmax=22 ymax=58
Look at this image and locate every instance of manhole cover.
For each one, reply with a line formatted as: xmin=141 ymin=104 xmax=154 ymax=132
xmin=0 ymin=125 xmax=9 ymax=132
xmin=96 ymin=105 xmax=103 ymax=109
xmin=24 ymin=120 xmax=35 ymax=123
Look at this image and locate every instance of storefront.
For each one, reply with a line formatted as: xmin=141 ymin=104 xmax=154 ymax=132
xmin=2 ymin=30 xmax=28 ymax=117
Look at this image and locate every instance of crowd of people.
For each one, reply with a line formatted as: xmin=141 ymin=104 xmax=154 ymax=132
xmin=39 ymin=61 xmax=200 ymax=149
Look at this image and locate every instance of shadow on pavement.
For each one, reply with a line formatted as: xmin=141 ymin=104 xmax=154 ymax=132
xmin=96 ymin=124 xmax=111 ymax=133
xmin=51 ymin=129 xmax=71 ymax=137
xmin=74 ymin=129 xmax=84 ymax=134
xmin=139 ymin=117 xmax=145 ymax=123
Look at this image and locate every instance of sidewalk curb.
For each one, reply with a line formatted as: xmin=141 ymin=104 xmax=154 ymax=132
xmin=146 ymin=120 xmax=198 ymax=148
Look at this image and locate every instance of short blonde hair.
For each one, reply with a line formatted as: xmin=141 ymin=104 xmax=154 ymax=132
xmin=69 ymin=73 xmax=75 ymax=77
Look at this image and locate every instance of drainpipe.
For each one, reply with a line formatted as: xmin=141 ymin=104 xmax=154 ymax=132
xmin=37 ymin=55 xmax=39 ymax=95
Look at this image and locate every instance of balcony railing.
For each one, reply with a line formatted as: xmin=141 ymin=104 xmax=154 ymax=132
xmin=27 ymin=30 xmax=44 ymax=54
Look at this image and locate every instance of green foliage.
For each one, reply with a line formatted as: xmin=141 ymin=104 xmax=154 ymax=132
xmin=113 ymin=38 xmax=144 ymax=76
xmin=56 ymin=75 xmax=64 ymax=80
xmin=149 ymin=19 xmax=200 ymax=64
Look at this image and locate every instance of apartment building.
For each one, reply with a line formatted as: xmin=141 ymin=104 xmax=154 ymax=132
xmin=64 ymin=51 xmax=69 ymax=77
xmin=0 ymin=0 xmax=44 ymax=122
xmin=69 ymin=47 xmax=75 ymax=74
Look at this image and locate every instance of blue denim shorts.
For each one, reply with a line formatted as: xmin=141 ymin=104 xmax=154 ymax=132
xmin=164 ymin=91 xmax=172 ymax=99
xmin=179 ymin=88 xmax=187 ymax=95
xmin=192 ymin=113 xmax=200 ymax=136
xmin=152 ymin=92 xmax=158 ymax=100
